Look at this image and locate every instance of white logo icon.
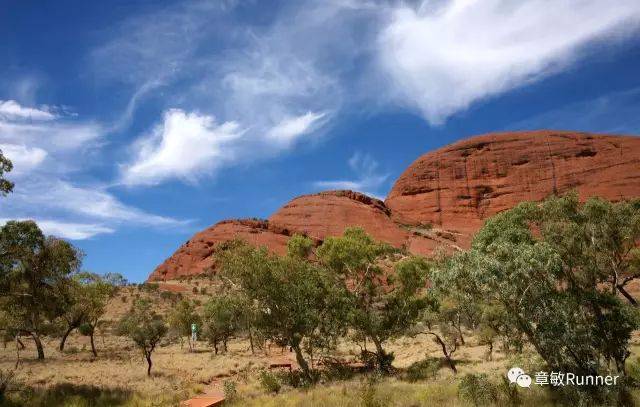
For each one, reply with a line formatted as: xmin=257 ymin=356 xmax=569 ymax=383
xmin=516 ymin=374 xmax=532 ymax=388
xmin=508 ymin=367 xmax=531 ymax=388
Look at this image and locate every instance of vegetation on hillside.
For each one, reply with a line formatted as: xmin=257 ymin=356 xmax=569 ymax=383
xmin=1 ymin=192 xmax=640 ymax=405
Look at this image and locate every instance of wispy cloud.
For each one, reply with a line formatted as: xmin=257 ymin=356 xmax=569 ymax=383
xmin=266 ymin=112 xmax=328 ymax=146
xmin=120 ymin=109 xmax=243 ymax=186
xmin=92 ymin=0 xmax=371 ymax=185
xmin=0 ymin=99 xmax=56 ymax=121
xmin=313 ymin=152 xmax=389 ymax=198
xmin=0 ymin=100 xmax=187 ymax=239
xmin=0 ymin=218 xmax=115 ymax=241
xmin=508 ymin=87 xmax=640 ymax=135
xmin=377 ymin=0 xmax=640 ymax=125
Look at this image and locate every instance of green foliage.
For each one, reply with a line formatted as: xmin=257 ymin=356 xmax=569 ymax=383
xmin=222 ymin=380 xmax=237 ymax=402
xmin=0 ymin=149 xmax=14 ymax=196
xmin=202 ymin=295 xmax=245 ymax=354
xmin=140 ymin=283 xmax=159 ymax=292
xmin=497 ymin=376 xmax=521 ymax=407
xmin=167 ymin=299 xmax=200 ymax=349
xmin=317 ymin=228 xmax=429 ymax=372
xmin=0 ymin=220 xmax=83 ymax=359
xmin=259 ymin=370 xmax=281 ymax=394
xmin=57 ymin=272 xmax=115 ymax=355
xmin=103 ymin=272 xmax=128 ymax=287
xmin=403 ymin=358 xmax=441 ymax=382
xmin=217 ymin=240 xmax=348 ymax=380
xmin=117 ymin=299 xmax=167 ymax=376
xmin=457 ymin=374 xmax=498 ymax=406
xmin=435 ymin=194 xmax=640 ymax=381
xmin=286 ymin=234 xmax=314 ymax=259
xmin=78 ymin=323 xmax=93 ymax=336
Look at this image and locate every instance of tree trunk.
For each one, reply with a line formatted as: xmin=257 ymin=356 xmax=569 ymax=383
xmin=249 ymin=330 xmax=255 ymax=355
xmin=59 ymin=326 xmax=74 ymax=352
xmin=371 ymin=336 xmax=389 ymax=372
xmin=90 ymin=332 xmax=97 ymax=357
xmin=292 ymin=343 xmax=312 ymax=381
xmin=429 ymin=332 xmax=457 ymax=373
xmin=145 ymin=353 xmax=152 ymax=376
xmin=617 ymin=284 xmax=638 ymax=307
xmin=16 ymin=337 xmax=25 ymax=350
xmin=32 ymin=332 xmax=44 ymax=360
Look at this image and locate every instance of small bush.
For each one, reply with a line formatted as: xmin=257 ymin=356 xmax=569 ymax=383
xmin=222 ymin=380 xmax=237 ymax=402
xmin=192 ymin=287 xmax=198 ymax=294
xmin=259 ymin=371 xmax=281 ymax=394
xmin=277 ymin=370 xmax=316 ymax=388
xmin=497 ymin=376 xmax=521 ymax=406
xmin=404 ymin=358 xmax=441 ymax=382
xmin=200 ymin=287 xmax=207 ymax=295
xmin=322 ymin=362 xmax=356 ymax=382
xmin=120 ymin=296 xmax=127 ymax=303
xmin=458 ymin=374 xmax=498 ymax=406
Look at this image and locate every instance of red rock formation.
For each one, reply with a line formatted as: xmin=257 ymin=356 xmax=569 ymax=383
xmin=268 ymin=190 xmax=409 ymax=247
xmin=149 ymin=130 xmax=640 ymax=281
xmin=149 ymin=219 xmax=293 ymax=281
xmin=386 ymin=130 xmax=640 ymax=246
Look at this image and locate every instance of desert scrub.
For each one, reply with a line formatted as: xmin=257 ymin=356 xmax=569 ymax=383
xmin=259 ymin=370 xmax=281 ymax=394
xmin=403 ymin=358 xmax=442 ymax=382
xmin=223 ymin=380 xmax=238 ymax=402
xmin=458 ymin=374 xmax=498 ymax=406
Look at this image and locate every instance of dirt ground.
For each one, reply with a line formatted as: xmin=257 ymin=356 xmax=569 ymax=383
xmin=3 ymin=280 xmax=640 ymax=405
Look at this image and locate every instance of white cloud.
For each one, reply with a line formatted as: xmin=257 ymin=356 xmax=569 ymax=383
xmin=121 ymin=109 xmax=243 ymax=186
xmin=0 ymin=218 xmax=115 ymax=240
xmin=266 ymin=112 xmax=327 ymax=145
xmin=378 ymin=0 xmax=640 ymax=124
xmin=0 ymin=99 xmax=56 ymax=121
xmin=0 ymin=144 xmax=47 ymax=174
xmin=313 ymin=152 xmax=388 ymax=196
xmin=0 ymin=100 xmax=188 ymax=239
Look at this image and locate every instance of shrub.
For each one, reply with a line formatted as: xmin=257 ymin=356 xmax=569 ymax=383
xmin=404 ymin=358 xmax=441 ymax=382
xmin=458 ymin=374 xmax=498 ymax=406
xmin=222 ymin=380 xmax=237 ymax=402
xmin=259 ymin=371 xmax=281 ymax=394
xmin=497 ymin=376 xmax=521 ymax=406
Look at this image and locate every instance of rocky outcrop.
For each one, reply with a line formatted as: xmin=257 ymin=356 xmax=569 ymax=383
xmin=149 ymin=130 xmax=640 ymax=281
xmin=268 ymin=190 xmax=407 ymax=246
xmin=149 ymin=219 xmax=293 ymax=281
xmin=385 ymin=131 xmax=640 ymax=246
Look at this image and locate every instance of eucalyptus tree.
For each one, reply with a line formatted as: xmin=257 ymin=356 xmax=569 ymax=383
xmin=434 ymin=194 xmax=639 ymax=379
xmin=317 ymin=228 xmax=430 ymax=372
xmin=118 ymin=299 xmax=167 ymax=376
xmin=216 ymin=240 xmax=347 ymax=381
xmin=0 ymin=149 xmax=13 ymax=196
xmin=0 ymin=221 xmax=82 ymax=359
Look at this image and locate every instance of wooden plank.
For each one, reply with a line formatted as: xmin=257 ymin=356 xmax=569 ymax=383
xmin=180 ymin=395 xmax=225 ymax=407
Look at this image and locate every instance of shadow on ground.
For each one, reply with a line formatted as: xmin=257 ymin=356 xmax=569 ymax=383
xmin=2 ymin=383 xmax=133 ymax=407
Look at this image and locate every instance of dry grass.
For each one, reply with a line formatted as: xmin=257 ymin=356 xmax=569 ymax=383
xmin=2 ymin=279 xmax=640 ymax=406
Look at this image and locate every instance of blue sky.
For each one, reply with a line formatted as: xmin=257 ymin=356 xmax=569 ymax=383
xmin=1 ymin=0 xmax=640 ymax=282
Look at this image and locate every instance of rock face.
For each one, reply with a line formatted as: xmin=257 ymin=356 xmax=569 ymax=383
xmin=386 ymin=130 xmax=640 ymax=246
xmin=269 ymin=190 xmax=408 ymax=247
xmin=150 ymin=219 xmax=293 ymax=281
xmin=149 ymin=130 xmax=640 ymax=281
